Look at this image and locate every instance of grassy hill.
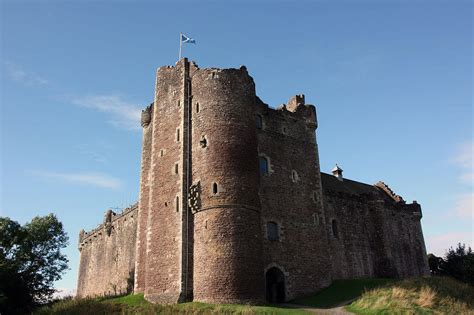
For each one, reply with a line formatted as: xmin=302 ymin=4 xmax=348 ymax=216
xmin=35 ymin=277 xmax=474 ymax=314
xmin=347 ymin=276 xmax=474 ymax=314
xmin=34 ymin=294 xmax=309 ymax=315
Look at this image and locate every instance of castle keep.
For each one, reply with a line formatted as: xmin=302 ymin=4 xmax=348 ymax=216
xmin=77 ymin=59 xmax=430 ymax=303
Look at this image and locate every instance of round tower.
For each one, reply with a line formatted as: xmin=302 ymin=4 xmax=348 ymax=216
xmin=190 ymin=66 xmax=264 ymax=303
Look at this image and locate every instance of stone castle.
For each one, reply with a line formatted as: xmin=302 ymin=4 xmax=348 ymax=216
xmin=77 ymin=59 xmax=430 ymax=304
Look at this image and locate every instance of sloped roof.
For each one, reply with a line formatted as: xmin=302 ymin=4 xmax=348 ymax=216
xmin=320 ymin=172 xmax=379 ymax=196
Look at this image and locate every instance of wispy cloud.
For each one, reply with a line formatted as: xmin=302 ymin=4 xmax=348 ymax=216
xmin=31 ymin=170 xmax=122 ymax=189
xmin=4 ymin=61 xmax=49 ymax=85
xmin=452 ymin=193 xmax=473 ymax=219
xmin=72 ymin=95 xmax=142 ymax=130
xmin=426 ymin=231 xmax=473 ymax=257
xmin=452 ymin=141 xmax=473 ymax=184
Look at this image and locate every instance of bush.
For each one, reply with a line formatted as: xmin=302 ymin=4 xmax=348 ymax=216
xmin=428 ymin=243 xmax=474 ymax=286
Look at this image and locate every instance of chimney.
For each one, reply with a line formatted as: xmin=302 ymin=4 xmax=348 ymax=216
xmin=332 ymin=164 xmax=343 ymax=181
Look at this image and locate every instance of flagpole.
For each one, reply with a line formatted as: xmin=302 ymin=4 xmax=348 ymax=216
xmin=179 ymin=32 xmax=182 ymax=60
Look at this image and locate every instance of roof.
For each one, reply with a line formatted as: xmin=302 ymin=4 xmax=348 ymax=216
xmin=320 ymin=172 xmax=379 ymax=196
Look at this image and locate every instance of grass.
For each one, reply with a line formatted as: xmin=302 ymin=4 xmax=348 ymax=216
xmin=35 ymin=277 xmax=474 ymax=314
xmin=34 ymin=294 xmax=310 ymax=315
xmin=346 ymin=276 xmax=474 ymax=314
xmin=292 ymin=278 xmax=396 ymax=308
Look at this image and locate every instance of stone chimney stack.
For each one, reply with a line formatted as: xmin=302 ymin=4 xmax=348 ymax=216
xmin=332 ymin=164 xmax=343 ymax=181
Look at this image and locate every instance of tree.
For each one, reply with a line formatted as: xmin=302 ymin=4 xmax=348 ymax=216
xmin=428 ymin=253 xmax=444 ymax=276
xmin=442 ymin=243 xmax=474 ymax=285
xmin=0 ymin=214 xmax=69 ymax=314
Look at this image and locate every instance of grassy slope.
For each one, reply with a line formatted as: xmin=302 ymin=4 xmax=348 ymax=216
xmin=35 ymin=294 xmax=310 ymax=315
xmin=292 ymin=278 xmax=396 ymax=308
xmin=347 ymin=277 xmax=474 ymax=314
xmin=36 ymin=277 xmax=474 ymax=314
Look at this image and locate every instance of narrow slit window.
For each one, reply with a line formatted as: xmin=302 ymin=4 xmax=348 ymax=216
xmin=212 ymin=183 xmax=218 ymax=194
xmin=256 ymin=115 xmax=263 ymax=129
xmin=175 ymin=163 xmax=179 ymax=174
xmin=176 ymin=197 xmax=179 ymax=212
xmin=259 ymin=156 xmax=269 ymax=175
xmin=196 ymin=102 xmax=200 ymax=113
xmin=176 ymin=128 xmax=180 ymax=142
xmin=332 ymin=219 xmax=339 ymax=239
xmin=267 ymin=222 xmax=279 ymax=241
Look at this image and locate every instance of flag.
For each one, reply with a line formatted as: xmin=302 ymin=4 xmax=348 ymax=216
xmin=181 ymin=34 xmax=196 ymax=44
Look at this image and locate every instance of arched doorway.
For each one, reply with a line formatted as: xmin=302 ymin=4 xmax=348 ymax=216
xmin=265 ymin=267 xmax=285 ymax=303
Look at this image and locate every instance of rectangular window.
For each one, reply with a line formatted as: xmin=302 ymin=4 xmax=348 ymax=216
xmin=176 ymin=128 xmax=180 ymax=142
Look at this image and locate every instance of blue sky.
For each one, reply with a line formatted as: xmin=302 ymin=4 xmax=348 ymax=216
xmin=1 ymin=1 xmax=472 ymax=293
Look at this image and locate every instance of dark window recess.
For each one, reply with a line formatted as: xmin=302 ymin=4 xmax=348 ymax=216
xmin=196 ymin=102 xmax=200 ymax=113
xmin=332 ymin=219 xmax=339 ymax=239
xmin=175 ymin=163 xmax=179 ymax=174
xmin=200 ymin=136 xmax=207 ymax=148
xmin=176 ymin=197 xmax=179 ymax=212
xmin=267 ymin=222 xmax=279 ymax=241
xmin=259 ymin=156 xmax=269 ymax=175
xmin=256 ymin=115 xmax=263 ymax=129
xmin=176 ymin=129 xmax=180 ymax=142
xmin=212 ymin=183 xmax=218 ymax=194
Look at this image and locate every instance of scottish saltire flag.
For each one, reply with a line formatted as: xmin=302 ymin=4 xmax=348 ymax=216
xmin=181 ymin=34 xmax=196 ymax=44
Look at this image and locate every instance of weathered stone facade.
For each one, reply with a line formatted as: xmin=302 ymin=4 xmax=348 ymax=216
xmin=77 ymin=59 xmax=430 ymax=303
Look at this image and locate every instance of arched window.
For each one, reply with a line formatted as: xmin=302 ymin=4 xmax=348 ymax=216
xmin=259 ymin=156 xmax=269 ymax=175
xmin=332 ymin=219 xmax=339 ymax=239
xmin=212 ymin=182 xmax=218 ymax=194
xmin=267 ymin=221 xmax=279 ymax=241
xmin=256 ymin=115 xmax=263 ymax=129
xmin=291 ymin=170 xmax=298 ymax=182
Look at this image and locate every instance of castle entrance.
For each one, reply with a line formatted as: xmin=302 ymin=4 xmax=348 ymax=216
xmin=265 ymin=267 xmax=285 ymax=303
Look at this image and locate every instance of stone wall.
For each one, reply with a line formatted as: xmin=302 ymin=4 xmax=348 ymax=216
xmin=191 ymin=66 xmax=264 ymax=304
xmin=76 ymin=204 xmax=138 ymax=297
xmin=256 ymin=96 xmax=332 ymax=301
xmin=321 ymin=174 xmax=430 ymax=280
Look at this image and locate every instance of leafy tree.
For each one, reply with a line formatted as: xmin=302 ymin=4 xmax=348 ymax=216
xmin=0 ymin=214 xmax=69 ymax=314
xmin=428 ymin=253 xmax=444 ymax=276
xmin=442 ymin=243 xmax=474 ymax=286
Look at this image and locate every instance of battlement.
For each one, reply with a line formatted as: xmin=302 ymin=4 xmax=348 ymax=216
xmin=78 ymin=203 xmax=138 ymax=249
xmin=375 ymin=181 xmax=405 ymax=203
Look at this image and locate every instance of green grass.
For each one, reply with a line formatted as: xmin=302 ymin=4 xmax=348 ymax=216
xmin=292 ymin=278 xmax=396 ymax=308
xmin=34 ymin=294 xmax=310 ymax=315
xmin=346 ymin=276 xmax=474 ymax=314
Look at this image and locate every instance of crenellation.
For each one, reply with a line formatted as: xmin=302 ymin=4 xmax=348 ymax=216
xmin=77 ymin=59 xmax=429 ymax=303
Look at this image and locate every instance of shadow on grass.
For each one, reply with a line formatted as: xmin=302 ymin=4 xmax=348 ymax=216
xmin=291 ymin=278 xmax=397 ymax=308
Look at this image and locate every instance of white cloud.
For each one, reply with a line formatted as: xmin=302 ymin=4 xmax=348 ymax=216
xmin=452 ymin=141 xmax=473 ymax=184
xmin=53 ymin=288 xmax=76 ymax=299
xmin=453 ymin=193 xmax=473 ymax=219
xmin=32 ymin=170 xmax=122 ymax=189
xmin=72 ymin=95 xmax=142 ymax=130
xmin=4 ymin=61 xmax=49 ymax=85
xmin=426 ymin=231 xmax=473 ymax=257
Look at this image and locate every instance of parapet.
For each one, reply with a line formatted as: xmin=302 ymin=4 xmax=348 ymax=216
xmin=141 ymin=103 xmax=154 ymax=127
xmin=374 ymin=181 xmax=405 ymax=203
xmin=78 ymin=203 xmax=138 ymax=250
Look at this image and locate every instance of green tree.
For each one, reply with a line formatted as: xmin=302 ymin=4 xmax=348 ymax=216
xmin=0 ymin=214 xmax=69 ymax=314
xmin=442 ymin=243 xmax=474 ymax=286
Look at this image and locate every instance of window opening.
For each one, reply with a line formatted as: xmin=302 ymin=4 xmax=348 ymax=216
xmin=267 ymin=222 xmax=279 ymax=241
xmin=259 ymin=156 xmax=269 ymax=175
